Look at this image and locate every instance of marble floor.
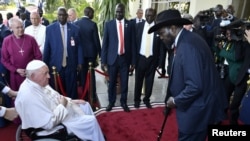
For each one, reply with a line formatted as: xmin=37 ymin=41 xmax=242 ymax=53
xmin=95 ymin=67 xmax=169 ymax=108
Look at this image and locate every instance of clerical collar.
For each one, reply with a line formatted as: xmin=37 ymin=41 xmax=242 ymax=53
xmin=12 ymin=34 xmax=24 ymax=39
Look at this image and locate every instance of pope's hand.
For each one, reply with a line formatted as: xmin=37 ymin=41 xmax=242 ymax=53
xmin=7 ymin=89 xmax=17 ymax=100
xmin=58 ymin=96 xmax=68 ymax=107
xmin=166 ymin=96 xmax=176 ymax=108
xmin=17 ymin=68 xmax=26 ymax=77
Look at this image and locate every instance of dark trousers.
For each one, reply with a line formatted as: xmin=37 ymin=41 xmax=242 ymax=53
xmin=59 ymin=66 xmax=78 ymax=99
xmin=108 ymin=55 xmax=129 ymax=105
xmin=230 ymin=75 xmax=248 ymax=124
xmin=222 ymin=69 xmax=248 ymax=124
xmin=134 ymin=55 xmax=157 ymax=103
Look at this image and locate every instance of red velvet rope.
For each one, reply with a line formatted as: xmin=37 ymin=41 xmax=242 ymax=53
xmin=56 ymin=75 xmax=67 ymax=96
xmin=94 ymin=69 xmax=108 ymax=76
xmin=80 ymin=71 xmax=90 ymax=100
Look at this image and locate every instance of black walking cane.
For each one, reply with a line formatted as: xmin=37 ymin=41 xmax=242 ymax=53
xmin=157 ymin=88 xmax=172 ymax=141
xmin=157 ymin=106 xmax=171 ymax=141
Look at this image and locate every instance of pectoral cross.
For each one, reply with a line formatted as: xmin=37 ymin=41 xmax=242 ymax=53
xmin=19 ymin=48 xmax=24 ymax=56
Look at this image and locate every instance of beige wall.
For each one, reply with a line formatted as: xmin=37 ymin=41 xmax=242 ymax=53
xmin=129 ymin=0 xmax=152 ymax=20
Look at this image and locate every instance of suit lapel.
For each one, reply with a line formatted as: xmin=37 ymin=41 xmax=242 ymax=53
xmin=112 ymin=20 xmax=118 ymax=42
xmin=124 ymin=19 xmax=130 ymax=42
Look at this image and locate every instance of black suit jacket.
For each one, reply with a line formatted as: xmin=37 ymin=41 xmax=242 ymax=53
xmin=75 ymin=17 xmax=101 ymax=59
xmin=0 ymin=25 xmax=11 ymax=76
xmin=23 ymin=20 xmax=32 ymax=28
xmin=135 ymin=21 xmax=163 ymax=68
xmin=0 ymin=25 xmax=11 ymax=48
xmin=0 ymin=81 xmax=5 ymax=91
xmin=41 ymin=17 xmax=50 ymax=26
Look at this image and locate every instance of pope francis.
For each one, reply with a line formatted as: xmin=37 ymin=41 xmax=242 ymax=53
xmin=15 ymin=60 xmax=105 ymax=141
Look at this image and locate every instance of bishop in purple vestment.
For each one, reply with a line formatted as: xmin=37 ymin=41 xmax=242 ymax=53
xmin=1 ymin=17 xmax=42 ymax=91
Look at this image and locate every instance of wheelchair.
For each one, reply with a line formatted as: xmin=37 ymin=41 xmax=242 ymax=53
xmin=15 ymin=124 xmax=80 ymax=141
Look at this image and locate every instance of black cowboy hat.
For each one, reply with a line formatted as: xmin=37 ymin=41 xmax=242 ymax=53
xmin=148 ymin=9 xmax=193 ymax=33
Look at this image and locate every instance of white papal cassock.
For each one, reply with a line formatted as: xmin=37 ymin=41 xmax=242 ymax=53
xmin=15 ymin=79 xmax=105 ymax=141
xmin=24 ymin=24 xmax=46 ymax=54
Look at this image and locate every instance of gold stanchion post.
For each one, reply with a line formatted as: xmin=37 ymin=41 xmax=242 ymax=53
xmin=52 ymin=66 xmax=58 ymax=91
xmin=88 ymin=62 xmax=94 ymax=107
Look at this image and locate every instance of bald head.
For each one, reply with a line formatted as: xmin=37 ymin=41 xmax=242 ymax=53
xmin=30 ymin=11 xmax=41 ymax=26
xmin=67 ymin=8 xmax=77 ymax=22
xmin=136 ymin=8 xmax=143 ymax=19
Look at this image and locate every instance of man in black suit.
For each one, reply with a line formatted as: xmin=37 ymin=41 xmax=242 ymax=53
xmin=101 ymin=3 xmax=136 ymax=112
xmin=20 ymin=12 xmax=31 ymax=28
xmin=75 ymin=7 xmax=101 ymax=107
xmin=134 ymin=8 xmax=163 ymax=108
xmin=0 ymin=13 xmax=11 ymax=85
xmin=148 ymin=9 xmax=228 ymax=141
xmin=37 ymin=7 xmax=49 ymax=26
xmin=129 ymin=8 xmax=145 ymax=76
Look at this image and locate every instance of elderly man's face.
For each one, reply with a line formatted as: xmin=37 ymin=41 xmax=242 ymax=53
xmin=11 ymin=20 xmax=24 ymax=37
xmin=67 ymin=10 xmax=77 ymax=22
xmin=158 ymin=26 xmax=175 ymax=47
xmin=32 ymin=66 xmax=50 ymax=87
xmin=30 ymin=13 xmax=40 ymax=26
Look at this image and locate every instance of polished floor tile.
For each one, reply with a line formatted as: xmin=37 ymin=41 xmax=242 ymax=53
xmin=95 ymin=68 xmax=169 ymax=108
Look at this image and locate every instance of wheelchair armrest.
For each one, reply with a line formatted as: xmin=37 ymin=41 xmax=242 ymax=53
xmin=24 ymin=124 xmax=69 ymax=140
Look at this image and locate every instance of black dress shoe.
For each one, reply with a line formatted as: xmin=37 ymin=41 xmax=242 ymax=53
xmin=144 ymin=102 xmax=152 ymax=109
xmin=106 ymin=104 xmax=114 ymax=111
xmin=134 ymin=103 xmax=140 ymax=108
xmin=121 ymin=104 xmax=130 ymax=112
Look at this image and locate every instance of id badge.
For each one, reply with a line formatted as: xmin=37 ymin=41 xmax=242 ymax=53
xmin=71 ymin=37 xmax=75 ymax=46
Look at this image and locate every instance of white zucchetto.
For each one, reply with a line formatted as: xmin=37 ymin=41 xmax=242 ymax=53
xmin=26 ymin=60 xmax=46 ymax=71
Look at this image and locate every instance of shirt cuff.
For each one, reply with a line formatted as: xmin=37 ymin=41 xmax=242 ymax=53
xmin=2 ymin=86 xmax=10 ymax=94
xmin=0 ymin=106 xmax=6 ymax=117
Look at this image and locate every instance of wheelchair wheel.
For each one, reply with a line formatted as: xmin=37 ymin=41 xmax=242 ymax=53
xmin=15 ymin=125 xmax=32 ymax=141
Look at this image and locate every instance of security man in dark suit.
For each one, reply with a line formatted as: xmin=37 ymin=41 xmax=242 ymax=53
xmin=75 ymin=7 xmax=101 ymax=106
xmin=101 ymin=3 xmax=136 ymax=112
xmin=37 ymin=7 xmax=49 ymax=26
xmin=134 ymin=8 xmax=163 ymax=109
xmin=0 ymin=13 xmax=11 ymax=84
